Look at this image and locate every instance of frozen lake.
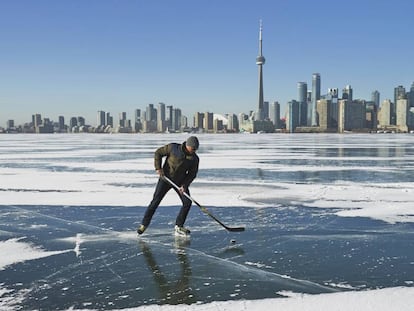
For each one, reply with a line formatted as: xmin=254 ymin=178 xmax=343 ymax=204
xmin=0 ymin=133 xmax=413 ymax=310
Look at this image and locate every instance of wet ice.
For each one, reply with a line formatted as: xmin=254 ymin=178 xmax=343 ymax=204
xmin=0 ymin=133 xmax=413 ymax=310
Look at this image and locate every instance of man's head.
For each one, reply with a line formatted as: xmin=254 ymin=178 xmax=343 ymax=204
xmin=185 ymin=136 xmax=199 ymax=153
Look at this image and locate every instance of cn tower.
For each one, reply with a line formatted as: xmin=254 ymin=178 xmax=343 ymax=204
xmin=256 ymin=20 xmax=265 ymax=121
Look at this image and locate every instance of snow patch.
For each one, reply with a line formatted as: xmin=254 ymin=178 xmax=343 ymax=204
xmin=0 ymin=237 xmax=72 ymax=270
xmin=94 ymin=287 xmax=414 ymax=311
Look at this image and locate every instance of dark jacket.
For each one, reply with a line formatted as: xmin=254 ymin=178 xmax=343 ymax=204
xmin=154 ymin=142 xmax=199 ymax=188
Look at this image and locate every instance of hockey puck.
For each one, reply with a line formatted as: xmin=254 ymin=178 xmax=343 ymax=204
xmin=230 ymin=239 xmax=236 ymax=244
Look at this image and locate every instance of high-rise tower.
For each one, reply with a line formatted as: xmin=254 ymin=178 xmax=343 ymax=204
xmin=371 ymin=90 xmax=380 ymax=109
xmin=311 ymin=73 xmax=321 ymax=126
xmin=256 ymin=20 xmax=265 ymax=121
xmin=297 ymin=82 xmax=308 ymax=126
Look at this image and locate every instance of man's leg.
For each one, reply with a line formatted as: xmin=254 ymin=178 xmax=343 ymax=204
xmin=175 ymin=188 xmax=192 ymax=227
xmin=141 ymin=179 xmax=171 ymax=227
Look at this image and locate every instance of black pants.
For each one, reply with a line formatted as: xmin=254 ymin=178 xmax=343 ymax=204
xmin=141 ymin=178 xmax=192 ymax=227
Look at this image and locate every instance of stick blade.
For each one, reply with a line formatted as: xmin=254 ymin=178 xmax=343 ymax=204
xmin=226 ymin=226 xmax=245 ymax=232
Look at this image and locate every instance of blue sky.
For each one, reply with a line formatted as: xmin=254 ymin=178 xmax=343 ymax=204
xmin=1 ymin=0 xmax=413 ymax=126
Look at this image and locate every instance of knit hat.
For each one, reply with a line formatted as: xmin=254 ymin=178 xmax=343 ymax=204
xmin=186 ymin=136 xmax=199 ymax=150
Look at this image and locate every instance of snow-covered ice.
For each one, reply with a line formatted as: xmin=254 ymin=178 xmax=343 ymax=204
xmin=0 ymin=133 xmax=413 ymax=310
xmin=0 ymin=238 xmax=72 ymax=270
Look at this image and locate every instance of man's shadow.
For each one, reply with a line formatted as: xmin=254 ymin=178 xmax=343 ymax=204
xmin=138 ymin=238 xmax=196 ymax=305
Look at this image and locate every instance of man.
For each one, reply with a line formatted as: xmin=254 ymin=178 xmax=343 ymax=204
xmin=137 ymin=136 xmax=200 ymax=236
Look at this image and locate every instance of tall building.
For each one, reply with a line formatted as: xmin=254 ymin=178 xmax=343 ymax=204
xmin=97 ymin=111 xmax=106 ymax=127
xmin=134 ymin=109 xmax=142 ymax=132
xmin=204 ymin=112 xmax=214 ymax=131
xmin=32 ymin=114 xmax=42 ymax=127
xmin=106 ymin=112 xmax=113 ymax=127
xmin=193 ymin=112 xmax=204 ymax=129
xmin=338 ymin=99 xmax=366 ymax=132
xmin=338 ymin=99 xmax=348 ymax=133
xmin=286 ymin=100 xmax=299 ymax=133
xmin=316 ymin=99 xmax=332 ymax=130
xmin=396 ymin=97 xmax=409 ymax=132
xmin=142 ymin=104 xmax=157 ymax=132
xmin=394 ymin=85 xmax=406 ymax=125
xmin=77 ymin=117 xmax=85 ymax=127
xmin=171 ymin=108 xmax=182 ymax=131
xmin=378 ymin=99 xmax=392 ymax=128
xmin=227 ymin=113 xmax=239 ymax=132
xmin=366 ymin=102 xmax=378 ymax=130
xmin=58 ymin=116 xmax=65 ymax=131
xmin=166 ymin=105 xmax=173 ymax=129
xmin=119 ymin=112 xmax=127 ymax=127
xmin=157 ymin=102 xmax=166 ymax=132
xmin=213 ymin=119 xmax=224 ymax=133
xmin=269 ymin=101 xmax=281 ymax=129
xmin=326 ymin=88 xmax=339 ymax=129
xmin=409 ymin=82 xmax=414 ymax=108
xmin=342 ymin=85 xmax=353 ymax=101
xmin=69 ymin=117 xmax=78 ymax=129
xmin=263 ymin=101 xmax=269 ymax=120
xmin=394 ymin=85 xmax=406 ymax=105
xmin=297 ymin=82 xmax=308 ymax=126
xmin=311 ymin=73 xmax=321 ymax=126
xmin=372 ymin=90 xmax=380 ymax=109
xmin=181 ymin=114 xmax=188 ymax=129
xmin=255 ymin=20 xmax=265 ymax=121
xmin=307 ymin=90 xmax=312 ymax=126
xmin=146 ymin=104 xmax=156 ymax=122
xmin=6 ymin=120 xmax=14 ymax=129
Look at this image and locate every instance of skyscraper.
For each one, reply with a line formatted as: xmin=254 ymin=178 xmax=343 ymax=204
xmin=396 ymin=98 xmax=409 ymax=132
xmin=157 ymin=102 xmax=166 ymax=132
xmin=32 ymin=114 xmax=42 ymax=127
xmin=307 ymin=90 xmax=312 ymax=126
xmin=342 ymin=85 xmax=353 ymax=101
xmin=263 ymin=101 xmax=269 ymax=120
xmin=119 ymin=112 xmax=127 ymax=127
xmin=166 ymin=105 xmax=173 ymax=129
xmin=97 ymin=110 xmax=106 ymax=127
xmin=410 ymin=82 xmax=414 ymax=108
xmin=106 ymin=112 xmax=113 ymax=127
xmin=227 ymin=113 xmax=239 ymax=132
xmin=311 ymin=73 xmax=321 ymax=126
xmin=204 ymin=112 xmax=214 ymax=131
xmin=287 ymin=100 xmax=299 ymax=133
xmin=393 ymin=85 xmax=406 ymax=125
xmin=256 ymin=20 xmax=265 ymax=121
xmin=171 ymin=108 xmax=182 ymax=131
xmin=327 ymin=88 xmax=339 ymax=129
xmin=77 ymin=116 xmax=85 ymax=127
xmin=378 ymin=99 xmax=392 ymax=127
xmin=316 ymin=99 xmax=331 ymax=130
xmin=58 ymin=116 xmax=65 ymax=131
xmin=146 ymin=104 xmax=156 ymax=122
xmin=394 ymin=85 xmax=406 ymax=104
xmin=134 ymin=109 xmax=141 ymax=132
xmin=193 ymin=112 xmax=204 ymax=130
xmin=297 ymin=82 xmax=308 ymax=126
xmin=269 ymin=101 xmax=280 ymax=129
xmin=338 ymin=99 xmax=365 ymax=132
xmin=371 ymin=90 xmax=380 ymax=109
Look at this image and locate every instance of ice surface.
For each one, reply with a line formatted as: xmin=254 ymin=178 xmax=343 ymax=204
xmin=0 ymin=133 xmax=413 ymax=310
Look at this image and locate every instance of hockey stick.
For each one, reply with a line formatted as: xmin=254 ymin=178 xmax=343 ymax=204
xmin=163 ymin=176 xmax=245 ymax=232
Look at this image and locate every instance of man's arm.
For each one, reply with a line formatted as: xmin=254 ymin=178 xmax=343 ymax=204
xmin=182 ymin=155 xmax=199 ymax=189
xmin=154 ymin=144 xmax=170 ymax=175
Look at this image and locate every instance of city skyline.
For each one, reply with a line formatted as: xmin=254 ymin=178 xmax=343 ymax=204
xmin=2 ymin=76 xmax=414 ymax=131
xmin=1 ymin=0 xmax=414 ymax=126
